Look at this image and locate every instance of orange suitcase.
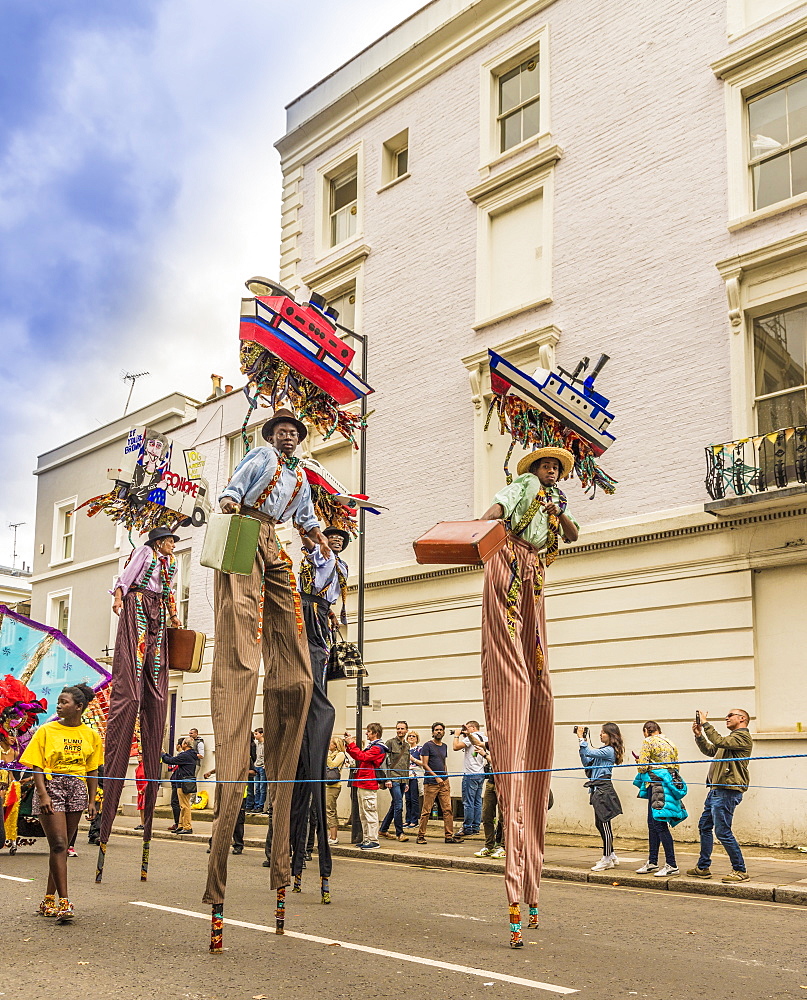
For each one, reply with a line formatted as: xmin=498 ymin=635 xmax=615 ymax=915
xmin=412 ymin=520 xmax=507 ymax=565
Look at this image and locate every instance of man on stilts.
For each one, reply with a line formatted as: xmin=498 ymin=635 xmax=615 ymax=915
xmin=288 ymin=525 xmax=349 ymax=902
xmin=97 ymin=526 xmax=181 ymax=882
xmin=478 ymin=447 xmax=578 ymax=947
xmin=204 ymin=407 xmax=331 ymax=944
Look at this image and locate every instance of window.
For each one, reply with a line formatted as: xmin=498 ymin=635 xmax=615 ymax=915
xmin=381 ymin=129 xmax=409 ymax=187
xmin=754 ymin=564 xmax=807 ymax=733
xmin=748 ymin=75 xmax=807 ymax=210
xmin=753 ymin=305 xmax=807 ymax=432
xmin=729 ymin=0 xmax=802 ymax=34
xmin=326 ymin=286 xmax=356 ymax=336
xmin=51 ymin=497 xmax=77 ymax=565
xmin=330 ymin=167 xmax=358 ymax=247
xmin=498 ymin=55 xmax=540 ymax=153
xmin=228 ymin=427 xmax=259 ymax=476
xmin=488 ymin=192 xmax=544 ymax=317
xmin=177 ymin=550 xmax=191 ymax=628
xmin=48 ymin=590 xmax=72 ymax=637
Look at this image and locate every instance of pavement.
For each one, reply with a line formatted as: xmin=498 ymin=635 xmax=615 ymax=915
xmin=108 ymin=808 xmax=807 ymax=906
xmin=2 ymin=829 xmax=806 ymax=999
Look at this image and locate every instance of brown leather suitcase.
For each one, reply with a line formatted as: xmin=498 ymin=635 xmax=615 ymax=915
xmin=412 ymin=520 xmax=507 ymax=565
xmin=166 ymin=627 xmax=207 ymax=673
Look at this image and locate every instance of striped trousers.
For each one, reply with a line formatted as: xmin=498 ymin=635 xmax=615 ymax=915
xmin=481 ymin=534 xmax=554 ymax=906
xmin=202 ymin=514 xmax=312 ymax=904
xmin=100 ymin=589 xmax=168 ymax=845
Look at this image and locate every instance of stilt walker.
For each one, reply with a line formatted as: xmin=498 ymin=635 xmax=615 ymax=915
xmin=202 ymin=408 xmax=331 ymax=944
xmin=479 ymin=351 xmax=618 ymax=946
xmin=289 ymin=525 xmax=349 ymax=901
xmin=97 ymin=527 xmax=181 ymax=879
xmin=417 ymin=350 xmax=618 ymax=946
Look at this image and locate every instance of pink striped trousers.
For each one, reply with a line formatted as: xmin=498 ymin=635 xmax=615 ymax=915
xmin=481 ymin=534 xmax=554 ymax=907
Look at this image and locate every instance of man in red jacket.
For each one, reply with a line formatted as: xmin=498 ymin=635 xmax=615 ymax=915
xmin=345 ymin=722 xmax=387 ymax=850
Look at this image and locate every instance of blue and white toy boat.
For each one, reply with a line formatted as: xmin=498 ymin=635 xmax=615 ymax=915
xmin=488 ymin=350 xmax=616 ymax=456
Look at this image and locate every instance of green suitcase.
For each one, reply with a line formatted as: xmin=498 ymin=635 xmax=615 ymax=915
xmin=199 ymin=512 xmax=261 ymax=575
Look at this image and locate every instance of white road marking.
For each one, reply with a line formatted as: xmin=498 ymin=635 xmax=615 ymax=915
xmin=130 ymin=901 xmax=578 ymax=994
xmin=0 ymin=873 xmax=33 ymax=883
xmin=438 ymin=912 xmax=489 ymax=922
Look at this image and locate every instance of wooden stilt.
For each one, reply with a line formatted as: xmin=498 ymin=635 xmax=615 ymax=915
xmin=292 ymin=873 xmax=302 ymax=893
xmin=528 ymin=906 xmax=539 ymax=930
xmin=320 ymin=876 xmax=331 ymax=905
xmin=275 ymin=886 xmax=286 ymax=934
xmin=95 ymin=842 xmax=107 ymax=883
xmin=140 ymin=839 xmax=151 ymax=881
xmin=509 ymin=902 xmax=523 ymax=948
xmin=209 ymin=903 xmax=224 ymax=953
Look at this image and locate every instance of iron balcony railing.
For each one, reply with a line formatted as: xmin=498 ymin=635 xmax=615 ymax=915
xmin=705 ymin=425 xmax=807 ymax=500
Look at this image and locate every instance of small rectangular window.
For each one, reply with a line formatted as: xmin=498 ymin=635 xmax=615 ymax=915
xmin=54 ymin=596 xmax=70 ymax=636
xmin=498 ymin=55 xmax=540 ymax=153
xmin=52 ymin=499 xmax=76 ymax=564
xmin=381 ymin=129 xmax=410 ymax=186
xmin=330 ymin=170 xmax=358 ymax=246
xmin=326 ymin=286 xmax=357 ymax=335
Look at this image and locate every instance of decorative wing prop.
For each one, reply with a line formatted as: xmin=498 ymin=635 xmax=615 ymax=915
xmin=239 ymin=277 xmax=373 ymax=448
xmin=486 ymin=350 xmax=618 ymax=494
xmin=0 ymin=605 xmax=111 ymax=760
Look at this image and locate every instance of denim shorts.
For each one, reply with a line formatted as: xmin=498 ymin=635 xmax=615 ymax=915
xmin=32 ymin=774 xmax=89 ymax=814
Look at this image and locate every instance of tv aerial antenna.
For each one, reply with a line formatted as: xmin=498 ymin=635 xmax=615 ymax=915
xmin=8 ymin=521 xmax=25 ymax=571
xmin=121 ymin=370 xmax=150 ymax=415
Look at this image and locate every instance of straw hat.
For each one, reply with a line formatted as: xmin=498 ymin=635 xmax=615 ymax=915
xmin=516 ymin=447 xmax=574 ymax=479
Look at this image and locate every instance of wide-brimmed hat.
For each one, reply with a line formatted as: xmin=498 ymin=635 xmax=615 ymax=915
xmin=261 ymin=407 xmax=307 ymax=443
xmin=324 ymin=526 xmax=350 ymax=549
xmin=148 ymin=527 xmax=180 ymax=544
xmin=516 ymin=447 xmax=574 ymax=479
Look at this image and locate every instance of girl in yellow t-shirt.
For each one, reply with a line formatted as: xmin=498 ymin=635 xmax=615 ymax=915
xmin=20 ymin=682 xmax=103 ymax=923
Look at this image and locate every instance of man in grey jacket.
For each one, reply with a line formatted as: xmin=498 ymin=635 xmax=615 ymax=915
xmin=379 ymin=721 xmax=410 ymax=843
xmin=688 ymin=708 xmax=753 ymax=883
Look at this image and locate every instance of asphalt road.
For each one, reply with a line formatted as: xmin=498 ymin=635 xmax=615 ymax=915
xmin=1 ymin=833 xmax=804 ymax=1000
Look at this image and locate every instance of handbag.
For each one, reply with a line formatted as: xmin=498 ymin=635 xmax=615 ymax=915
xmin=325 ymin=765 xmax=342 ymax=783
xmin=181 ymin=780 xmax=197 ymax=795
xmin=326 ymin=638 xmax=366 ymax=681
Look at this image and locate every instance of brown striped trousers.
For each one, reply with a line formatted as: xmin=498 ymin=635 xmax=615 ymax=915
xmin=203 ymin=515 xmax=312 ymax=904
xmin=481 ymin=534 xmax=554 ymax=907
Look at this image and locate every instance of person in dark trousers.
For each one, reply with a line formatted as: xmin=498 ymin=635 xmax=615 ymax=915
xmin=160 ymin=738 xmax=197 ymax=834
xmin=205 ymin=767 xmax=248 ymax=855
xmin=689 ymin=708 xmax=753 ymax=883
xmin=379 ymin=721 xmax=410 ymax=842
xmin=577 ymin=723 xmax=624 ymax=871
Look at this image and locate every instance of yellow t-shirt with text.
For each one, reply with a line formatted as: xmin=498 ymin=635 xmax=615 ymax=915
xmin=20 ymin=720 xmax=104 ymax=781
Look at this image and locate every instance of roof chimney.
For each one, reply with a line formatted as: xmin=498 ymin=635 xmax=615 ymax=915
xmin=207 ymin=374 xmax=224 ymax=400
xmin=224 ymin=384 xmax=233 ymax=394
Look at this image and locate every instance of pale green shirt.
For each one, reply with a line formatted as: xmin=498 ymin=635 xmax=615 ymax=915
xmin=492 ymin=474 xmax=578 ymax=553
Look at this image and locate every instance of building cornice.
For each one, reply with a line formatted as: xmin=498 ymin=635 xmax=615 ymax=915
xmin=711 ymin=11 xmax=807 ymax=79
xmin=465 ymin=145 xmax=562 ymax=203
xmin=348 ymin=502 xmax=807 ymax=594
xmin=715 ymin=229 xmax=807 ymax=278
xmin=276 ymin=0 xmax=558 ymax=169
xmin=301 ymin=243 xmax=371 ymax=288
xmin=30 ymin=551 xmax=122 ymax=586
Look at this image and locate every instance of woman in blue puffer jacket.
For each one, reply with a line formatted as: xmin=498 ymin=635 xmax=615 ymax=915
xmin=633 ymin=721 xmax=687 ymax=877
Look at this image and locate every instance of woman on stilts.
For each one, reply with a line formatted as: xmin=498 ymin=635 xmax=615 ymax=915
xmin=20 ymin=682 xmax=102 ymax=923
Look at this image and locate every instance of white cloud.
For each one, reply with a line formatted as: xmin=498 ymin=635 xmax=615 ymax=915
xmin=0 ymin=0 xmax=427 ymax=567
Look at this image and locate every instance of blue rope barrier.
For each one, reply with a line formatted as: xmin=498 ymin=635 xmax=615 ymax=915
xmin=6 ymin=752 xmax=807 ymax=786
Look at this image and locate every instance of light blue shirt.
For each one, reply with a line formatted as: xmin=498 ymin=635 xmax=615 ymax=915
xmin=302 ymin=547 xmax=348 ymax=605
xmin=219 ymin=445 xmax=319 ymax=533
xmin=578 ymin=740 xmax=616 ymax=780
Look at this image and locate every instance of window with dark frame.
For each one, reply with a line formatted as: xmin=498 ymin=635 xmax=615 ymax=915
xmin=498 ymin=54 xmax=540 ymax=153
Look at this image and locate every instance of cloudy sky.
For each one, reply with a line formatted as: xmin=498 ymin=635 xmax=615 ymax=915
xmin=0 ymin=0 xmax=426 ymax=568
